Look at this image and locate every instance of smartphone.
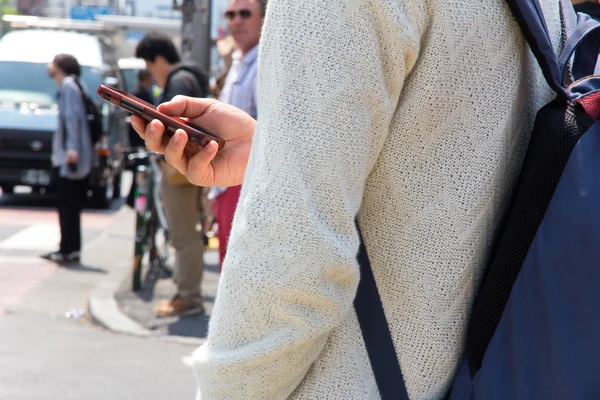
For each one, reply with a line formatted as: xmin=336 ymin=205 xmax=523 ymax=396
xmin=96 ymin=85 xmax=225 ymax=150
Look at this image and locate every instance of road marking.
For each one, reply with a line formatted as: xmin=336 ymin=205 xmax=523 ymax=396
xmin=0 ymin=256 xmax=55 ymax=264
xmin=0 ymin=209 xmax=56 ymax=226
xmin=0 ymin=224 xmax=59 ymax=251
xmin=0 ymin=209 xmax=116 ymax=230
xmin=0 ymin=257 xmax=56 ymax=317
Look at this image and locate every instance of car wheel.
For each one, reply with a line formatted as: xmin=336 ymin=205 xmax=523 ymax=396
xmin=1 ymin=185 xmax=14 ymax=194
xmin=113 ymin=171 xmax=123 ymax=199
xmin=88 ymin=177 xmax=114 ymax=209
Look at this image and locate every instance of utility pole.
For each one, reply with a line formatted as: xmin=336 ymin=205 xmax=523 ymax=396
xmin=173 ymin=0 xmax=212 ymax=73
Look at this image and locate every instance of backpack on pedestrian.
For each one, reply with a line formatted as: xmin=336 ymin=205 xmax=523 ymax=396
xmin=354 ymin=0 xmax=600 ymax=399
xmin=71 ymin=75 xmax=103 ymax=146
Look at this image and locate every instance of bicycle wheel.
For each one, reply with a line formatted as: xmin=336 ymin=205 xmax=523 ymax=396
xmin=145 ymin=206 xmax=173 ymax=283
xmin=132 ymin=166 xmax=151 ymax=292
xmin=132 ymin=202 xmax=149 ymax=292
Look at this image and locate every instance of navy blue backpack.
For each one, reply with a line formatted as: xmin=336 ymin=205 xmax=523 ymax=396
xmin=354 ymin=0 xmax=600 ymax=399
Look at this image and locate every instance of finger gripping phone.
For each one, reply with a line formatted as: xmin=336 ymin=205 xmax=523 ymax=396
xmin=96 ymin=85 xmax=225 ymax=151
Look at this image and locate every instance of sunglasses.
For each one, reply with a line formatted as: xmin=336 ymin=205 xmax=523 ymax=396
xmin=224 ymin=9 xmax=252 ymax=20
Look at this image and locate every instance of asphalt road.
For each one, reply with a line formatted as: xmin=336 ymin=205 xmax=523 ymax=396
xmin=0 ymin=187 xmax=199 ymax=400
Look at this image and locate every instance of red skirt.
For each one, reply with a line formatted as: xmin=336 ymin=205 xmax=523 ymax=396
xmin=214 ymin=185 xmax=242 ymax=271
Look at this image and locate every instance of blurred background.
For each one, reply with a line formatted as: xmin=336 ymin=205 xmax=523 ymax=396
xmin=0 ymin=2 xmax=228 ymax=399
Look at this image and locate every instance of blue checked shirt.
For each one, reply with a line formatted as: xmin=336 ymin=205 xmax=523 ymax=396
xmin=219 ymin=44 xmax=259 ymax=119
xmin=210 ymin=44 xmax=259 ymax=200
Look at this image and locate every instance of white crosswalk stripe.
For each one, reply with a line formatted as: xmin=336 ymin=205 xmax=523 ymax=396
xmin=0 ymin=224 xmax=60 ymax=251
xmin=0 ymin=255 xmax=54 ymax=264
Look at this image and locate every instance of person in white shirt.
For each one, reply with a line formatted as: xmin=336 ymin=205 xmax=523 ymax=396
xmin=209 ymin=0 xmax=263 ymax=271
xmin=132 ymin=0 xmax=562 ymax=398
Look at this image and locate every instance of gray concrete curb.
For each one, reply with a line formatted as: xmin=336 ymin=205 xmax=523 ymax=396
xmin=88 ymin=268 xmax=206 ymax=347
xmin=88 ymin=270 xmax=151 ymax=338
xmin=86 ymin=206 xmax=205 ymax=347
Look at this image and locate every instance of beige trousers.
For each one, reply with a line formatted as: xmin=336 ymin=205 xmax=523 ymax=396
xmin=160 ymin=179 xmax=204 ymax=306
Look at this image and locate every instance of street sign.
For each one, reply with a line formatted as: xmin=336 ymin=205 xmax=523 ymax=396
xmin=125 ymin=30 xmax=145 ymax=43
xmin=70 ymin=6 xmax=113 ymax=21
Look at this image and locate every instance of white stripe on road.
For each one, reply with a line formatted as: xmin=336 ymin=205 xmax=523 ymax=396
xmin=0 ymin=224 xmax=59 ymax=251
xmin=0 ymin=256 xmax=54 ymax=264
xmin=0 ymin=256 xmax=56 ymax=317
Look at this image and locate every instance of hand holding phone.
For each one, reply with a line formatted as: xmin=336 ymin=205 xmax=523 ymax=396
xmin=129 ymin=95 xmax=257 ymax=188
xmin=65 ymin=149 xmax=79 ymax=172
xmin=97 ymin=85 xmax=225 ymax=155
xmin=65 ymin=149 xmax=79 ymax=163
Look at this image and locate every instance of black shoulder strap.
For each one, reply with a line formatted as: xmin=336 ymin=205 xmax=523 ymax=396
xmin=354 ymin=2 xmax=572 ymax=398
xmin=69 ymin=75 xmax=88 ymax=100
xmin=183 ymin=74 xmax=199 ymax=98
xmin=503 ymin=0 xmax=568 ymax=98
xmin=354 ymin=220 xmax=409 ymax=400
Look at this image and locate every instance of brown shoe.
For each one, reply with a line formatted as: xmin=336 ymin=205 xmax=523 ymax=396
xmin=154 ymin=295 xmax=204 ymax=317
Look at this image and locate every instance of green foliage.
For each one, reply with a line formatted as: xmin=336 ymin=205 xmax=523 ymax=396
xmin=1 ymin=0 xmax=19 ymax=16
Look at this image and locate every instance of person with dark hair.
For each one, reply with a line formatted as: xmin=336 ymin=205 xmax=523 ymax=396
xmin=51 ymin=53 xmax=81 ymax=77
xmin=210 ymin=0 xmax=265 ymax=271
xmin=134 ymin=32 xmax=181 ymax=68
xmin=135 ymin=32 xmax=208 ymax=97
xmin=126 ymin=68 xmax=155 ymax=207
xmin=42 ymin=53 xmax=93 ymax=264
xmin=135 ymin=32 xmax=209 ymax=317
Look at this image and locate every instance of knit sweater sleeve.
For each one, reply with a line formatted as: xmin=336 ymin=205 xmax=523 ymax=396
xmin=193 ymin=0 xmax=425 ymax=398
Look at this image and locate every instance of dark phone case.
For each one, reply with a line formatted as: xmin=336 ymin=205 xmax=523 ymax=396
xmin=96 ymin=85 xmax=225 ymax=151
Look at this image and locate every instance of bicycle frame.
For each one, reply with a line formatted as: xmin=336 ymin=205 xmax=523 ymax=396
xmin=148 ymin=155 xmax=169 ymax=233
xmin=130 ymin=150 xmax=171 ymax=291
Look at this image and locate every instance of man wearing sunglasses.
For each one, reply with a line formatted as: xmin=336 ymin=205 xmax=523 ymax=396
xmin=210 ymin=0 xmax=266 ymax=270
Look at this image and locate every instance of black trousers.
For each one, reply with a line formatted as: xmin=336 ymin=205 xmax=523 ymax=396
xmin=57 ymin=174 xmax=89 ymax=254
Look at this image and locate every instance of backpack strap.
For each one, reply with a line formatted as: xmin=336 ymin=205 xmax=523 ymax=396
xmin=353 ymin=2 xmax=576 ymax=398
xmin=354 ymin=220 xmax=409 ymax=400
xmin=558 ymin=12 xmax=600 ymax=86
xmin=504 ymin=0 xmax=568 ymax=98
xmin=183 ymin=74 xmax=200 ymax=98
xmin=69 ymin=74 xmax=91 ymax=101
xmin=70 ymin=75 xmax=84 ymax=94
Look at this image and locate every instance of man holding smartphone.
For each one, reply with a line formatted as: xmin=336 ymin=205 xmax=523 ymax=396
xmin=135 ymin=32 xmax=209 ymax=317
xmin=131 ymin=0 xmax=565 ymax=398
xmin=210 ymin=0 xmax=265 ymax=270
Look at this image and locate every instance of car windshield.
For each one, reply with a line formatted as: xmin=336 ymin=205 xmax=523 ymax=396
xmin=0 ymin=61 xmax=103 ymax=106
xmin=121 ymin=68 xmax=139 ymax=92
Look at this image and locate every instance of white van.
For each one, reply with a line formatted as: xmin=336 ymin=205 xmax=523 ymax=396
xmin=0 ymin=28 xmax=128 ymax=208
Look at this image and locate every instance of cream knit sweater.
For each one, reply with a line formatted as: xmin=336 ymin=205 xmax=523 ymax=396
xmin=193 ymin=0 xmax=562 ymax=399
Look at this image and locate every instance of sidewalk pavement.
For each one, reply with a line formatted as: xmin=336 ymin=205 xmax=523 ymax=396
xmin=0 ymin=200 xmax=201 ymax=399
xmin=88 ymin=205 xmax=219 ymax=347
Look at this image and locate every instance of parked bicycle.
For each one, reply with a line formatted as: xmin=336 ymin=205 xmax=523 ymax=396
xmin=122 ymin=147 xmax=173 ymax=291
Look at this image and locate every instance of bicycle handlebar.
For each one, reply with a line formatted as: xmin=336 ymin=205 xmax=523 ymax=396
xmin=120 ymin=146 xmax=149 ymax=155
xmin=119 ymin=147 xmax=165 ymax=163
